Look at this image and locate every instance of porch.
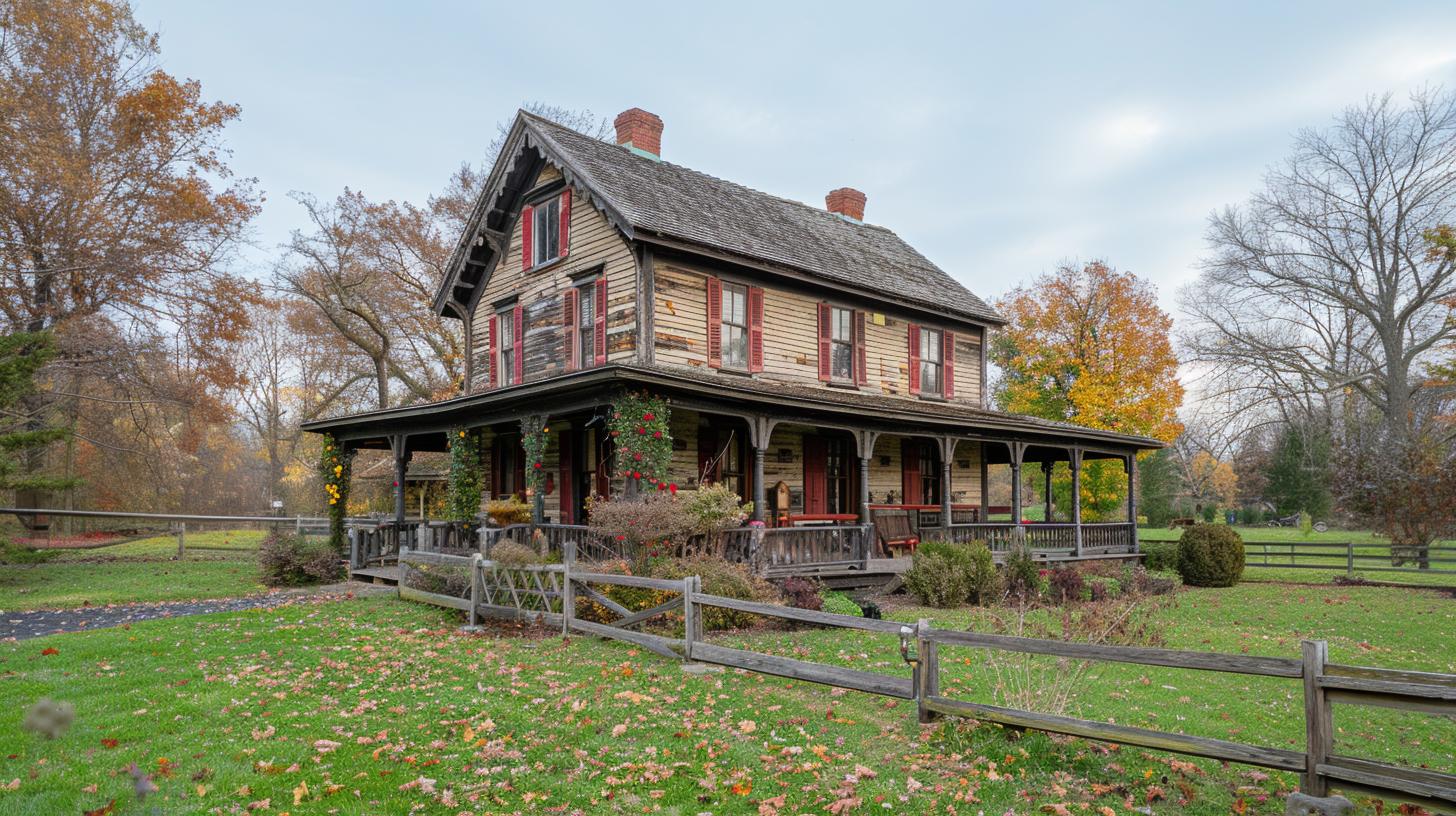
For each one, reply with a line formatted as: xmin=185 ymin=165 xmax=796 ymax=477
xmin=306 ymin=364 xmax=1155 ymax=581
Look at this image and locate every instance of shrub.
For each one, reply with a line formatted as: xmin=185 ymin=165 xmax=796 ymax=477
xmin=964 ymin=540 xmax=1001 ymax=605
xmin=1140 ymin=540 xmax=1178 ymax=572
xmin=485 ymin=499 xmax=531 ymax=527
xmin=682 ymin=483 xmax=753 ymax=543
xmin=903 ymin=547 xmax=971 ymax=607
xmin=820 ymin=591 xmax=862 ymax=617
xmin=488 ymin=541 xmax=542 ymax=567
xmin=648 ymin=555 xmax=777 ymax=630
xmin=260 ymin=530 xmax=344 ymax=586
xmin=1086 ymin=575 xmax=1121 ymax=602
xmin=1201 ymin=505 xmax=1217 ymax=523
xmin=778 ymin=576 xmax=823 ymax=611
xmin=1003 ymin=543 xmax=1043 ymax=600
xmin=0 ymin=540 xmax=55 ymax=564
xmin=1177 ymin=523 xmax=1245 ymax=587
xmin=587 ymin=494 xmax=694 ymax=561
xmin=1047 ymin=566 xmax=1084 ymax=605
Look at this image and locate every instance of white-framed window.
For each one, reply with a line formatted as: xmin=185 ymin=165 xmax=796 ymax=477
xmin=830 ymin=307 xmax=854 ymax=381
xmin=532 ymin=197 xmax=561 ymax=266
xmin=499 ymin=308 xmax=517 ymax=386
xmin=720 ymin=282 xmax=749 ymax=369
xmin=919 ymin=327 xmax=943 ymax=396
xmin=576 ymin=281 xmax=596 ymax=369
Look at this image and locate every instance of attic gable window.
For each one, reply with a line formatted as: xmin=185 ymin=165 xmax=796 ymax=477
xmin=520 ymin=189 xmax=571 ymax=270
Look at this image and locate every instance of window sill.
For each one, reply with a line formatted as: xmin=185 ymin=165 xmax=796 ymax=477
xmin=825 ymin=380 xmax=860 ymax=390
xmin=527 ymin=255 xmax=565 ymax=275
xmin=714 ymin=366 xmax=754 ymax=377
xmin=917 ymin=394 xmax=948 ymax=403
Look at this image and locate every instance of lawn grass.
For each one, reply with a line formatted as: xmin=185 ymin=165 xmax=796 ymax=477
xmin=2 ymin=581 xmax=1451 ymax=814
xmin=0 ymin=530 xmax=270 ymax=611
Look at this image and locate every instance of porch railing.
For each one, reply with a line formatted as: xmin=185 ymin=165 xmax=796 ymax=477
xmin=916 ymin=522 xmax=1137 ymax=556
xmin=481 ymin=523 xmax=626 ymax=563
xmin=720 ymin=524 xmax=874 ymax=576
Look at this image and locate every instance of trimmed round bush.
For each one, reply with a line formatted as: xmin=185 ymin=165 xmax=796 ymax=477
xmin=1176 ymin=524 xmax=1245 ymax=587
xmin=904 ymin=550 xmax=970 ymax=607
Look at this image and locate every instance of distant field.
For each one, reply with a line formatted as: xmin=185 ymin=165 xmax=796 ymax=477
xmin=1140 ymin=526 xmax=1456 ymax=587
xmin=0 ymin=529 xmax=271 ymax=611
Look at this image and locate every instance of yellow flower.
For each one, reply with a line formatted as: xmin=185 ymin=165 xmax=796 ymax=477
xmin=328 ymin=498 xmax=337 ymax=505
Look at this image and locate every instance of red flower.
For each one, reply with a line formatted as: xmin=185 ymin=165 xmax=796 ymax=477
xmin=631 ymin=471 xmax=641 ymax=479
xmin=615 ymin=534 xmax=626 ymax=542
xmin=637 ymin=426 xmax=647 ymax=435
xmin=633 ymin=452 xmax=642 ymax=462
xmin=657 ymin=482 xmax=666 ymax=491
xmin=669 ymin=483 xmax=678 ymax=495
xmin=610 ymin=430 xmax=620 ymax=437
xmin=653 ymin=430 xmax=663 ymax=439
xmin=643 ymin=412 xmax=655 ymax=421
xmin=533 ymin=462 xmax=542 ymax=469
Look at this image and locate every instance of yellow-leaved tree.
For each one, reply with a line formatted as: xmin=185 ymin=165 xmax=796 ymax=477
xmin=991 ymin=261 xmax=1183 ymax=519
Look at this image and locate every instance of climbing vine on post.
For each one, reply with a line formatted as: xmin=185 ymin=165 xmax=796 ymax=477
xmin=444 ymin=427 xmax=484 ymax=522
xmin=520 ymin=415 xmax=549 ymax=521
xmin=608 ymin=391 xmax=675 ymax=496
xmin=319 ymin=434 xmax=352 ymax=552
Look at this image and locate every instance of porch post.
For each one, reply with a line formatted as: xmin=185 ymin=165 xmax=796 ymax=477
xmin=392 ymin=434 xmax=411 ymax=527
xmin=750 ymin=416 xmax=773 ymax=524
xmin=939 ymin=437 xmax=955 ymax=526
xmin=978 ymin=443 xmax=989 ymax=522
xmin=1126 ymin=453 xmax=1140 ymax=553
xmin=1009 ymin=441 xmax=1025 ymax=527
xmin=1041 ymin=461 xmax=1053 ymax=522
xmin=856 ymin=430 xmax=878 ymax=525
xmin=1070 ymin=448 xmax=1083 ymax=556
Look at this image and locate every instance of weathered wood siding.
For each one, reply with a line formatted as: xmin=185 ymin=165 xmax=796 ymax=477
xmin=469 ymin=163 xmax=638 ymax=391
xmin=653 ymin=260 xmax=985 ymax=405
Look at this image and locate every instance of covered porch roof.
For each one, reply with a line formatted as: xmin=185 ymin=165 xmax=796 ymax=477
xmin=300 ymin=363 xmax=1164 ymax=457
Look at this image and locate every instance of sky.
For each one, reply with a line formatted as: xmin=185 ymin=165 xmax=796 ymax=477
xmin=130 ymin=0 xmax=1456 ymax=315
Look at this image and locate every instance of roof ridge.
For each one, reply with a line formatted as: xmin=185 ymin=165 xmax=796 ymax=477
xmin=525 ymin=113 xmax=899 ymax=235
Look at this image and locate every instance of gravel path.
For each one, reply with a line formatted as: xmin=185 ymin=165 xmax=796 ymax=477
xmin=1 ymin=582 xmax=396 ymax=641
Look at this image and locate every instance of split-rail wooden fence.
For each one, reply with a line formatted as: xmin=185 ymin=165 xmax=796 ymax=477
xmin=396 ymin=544 xmax=1456 ymax=812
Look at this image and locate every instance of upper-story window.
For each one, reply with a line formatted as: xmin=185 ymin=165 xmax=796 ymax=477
xmin=830 ymin=307 xmax=855 ymax=381
xmin=533 ymin=197 xmax=561 ymax=265
xmin=576 ymin=281 xmax=596 ymax=369
xmin=499 ymin=306 xmax=518 ymax=386
xmin=566 ymin=277 xmax=605 ymax=370
xmin=720 ymin=282 xmax=749 ymax=369
xmin=918 ymin=327 xmax=943 ymax=396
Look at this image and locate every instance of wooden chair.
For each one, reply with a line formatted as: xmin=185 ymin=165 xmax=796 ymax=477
xmin=872 ymin=510 xmax=919 ymax=557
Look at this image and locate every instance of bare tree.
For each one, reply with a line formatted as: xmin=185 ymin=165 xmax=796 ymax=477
xmin=1180 ymin=90 xmax=1456 ymax=439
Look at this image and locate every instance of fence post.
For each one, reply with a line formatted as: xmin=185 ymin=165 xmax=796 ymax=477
xmin=917 ymin=618 xmax=939 ymax=724
xmin=682 ymin=576 xmax=696 ymax=661
xmin=348 ymin=528 xmax=358 ymax=570
xmin=468 ymin=553 xmax=482 ymax=627
xmin=1346 ymin=542 xmax=1354 ymax=577
xmin=1301 ymin=639 xmax=1331 ymax=796
xmin=561 ymin=540 xmax=576 ymax=637
xmin=175 ymin=522 xmax=185 ymax=559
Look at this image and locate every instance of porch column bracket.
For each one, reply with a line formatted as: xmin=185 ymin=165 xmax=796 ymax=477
xmin=749 ymin=415 xmax=778 ymax=450
xmin=855 ymin=430 xmax=880 ymax=460
xmin=1070 ymin=447 xmax=1084 ymax=556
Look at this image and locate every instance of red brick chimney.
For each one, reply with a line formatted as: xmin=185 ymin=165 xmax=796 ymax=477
xmin=614 ymin=108 xmax=663 ymax=158
xmin=826 ymin=187 xmax=866 ymax=221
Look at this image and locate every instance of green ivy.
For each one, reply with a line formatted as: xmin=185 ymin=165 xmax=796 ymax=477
xmin=319 ymin=434 xmax=351 ymax=553
xmin=608 ymin=391 xmax=675 ymax=495
xmin=444 ymin=427 xmax=484 ymax=522
xmin=521 ymin=415 xmax=550 ymax=496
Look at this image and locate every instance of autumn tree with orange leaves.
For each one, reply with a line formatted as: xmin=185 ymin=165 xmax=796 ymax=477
xmin=0 ymin=0 xmax=259 ymax=510
xmin=992 ymin=261 xmax=1183 ymax=519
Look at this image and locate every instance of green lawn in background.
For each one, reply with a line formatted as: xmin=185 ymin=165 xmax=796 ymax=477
xmin=2 ymin=580 xmax=1451 ymax=814
xmin=0 ymin=530 xmax=270 ymax=611
xmin=1140 ymin=526 xmax=1456 ymax=587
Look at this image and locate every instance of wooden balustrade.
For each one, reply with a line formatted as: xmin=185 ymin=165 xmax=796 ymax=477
xmin=916 ymin=522 xmax=1136 ymax=556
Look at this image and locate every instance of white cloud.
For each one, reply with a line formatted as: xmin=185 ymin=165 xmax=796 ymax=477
xmin=1091 ymin=110 xmax=1165 ymax=155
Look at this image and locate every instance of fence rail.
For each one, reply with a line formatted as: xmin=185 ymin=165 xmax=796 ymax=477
xmin=394 ymin=545 xmax=1456 ymax=811
xmin=1243 ymin=540 xmax=1456 ymax=577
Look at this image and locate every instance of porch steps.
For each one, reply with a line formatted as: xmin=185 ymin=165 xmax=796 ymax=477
xmin=351 ymin=565 xmax=403 ymax=585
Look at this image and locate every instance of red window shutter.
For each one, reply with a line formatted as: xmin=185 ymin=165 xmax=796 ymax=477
xmin=943 ymin=330 xmax=956 ymax=399
xmin=901 ymin=439 xmax=921 ymax=505
xmin=907 ymin=324 xmax=921 ymax=395
xmin=563 ymin=288 xmax=578 ymax=372
xmin=816 ymin=303 xmax=832 ymax=382
xmin=853 ymin=311 xmax=867 ymax=386
xmin=594 ymin=280 xmax=608 ymax=365
xmin=520 ymin=205 xmax=533 ymax=270
xmin=748 ymin=286 xmax=764 ymax=373
xmin=558 ymin=190 xmax=571 ymax=257
xmin=512 ymin=303 xmax=524 ymax=384
xmin=558 ymin=429 xmax=575 ymax=524
xmin=487 ymin=315 xmax=499 ymax=388
xmin=706 ymin=276 xmax=722 ymax=368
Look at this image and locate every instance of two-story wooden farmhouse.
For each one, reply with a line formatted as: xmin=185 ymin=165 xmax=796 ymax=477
xmin=304 ymin=107 xmax=1161 ymax=571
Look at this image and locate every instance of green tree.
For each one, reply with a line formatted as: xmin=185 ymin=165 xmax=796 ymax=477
xmin=0 ymin=332 xmax=77 ymax=493
xmin=1135 ymin=448 xmax=1180 ymax=527
xmin=1264 ymin=421 xmax=1331 ymax=518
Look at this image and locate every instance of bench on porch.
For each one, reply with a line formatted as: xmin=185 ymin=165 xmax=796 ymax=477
xmin=870 ymin=509 xmax=919 ymax=556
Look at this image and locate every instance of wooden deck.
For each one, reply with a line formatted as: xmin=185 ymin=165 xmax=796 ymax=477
xmin=351 ymin=565 xmax=403 ymax=585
